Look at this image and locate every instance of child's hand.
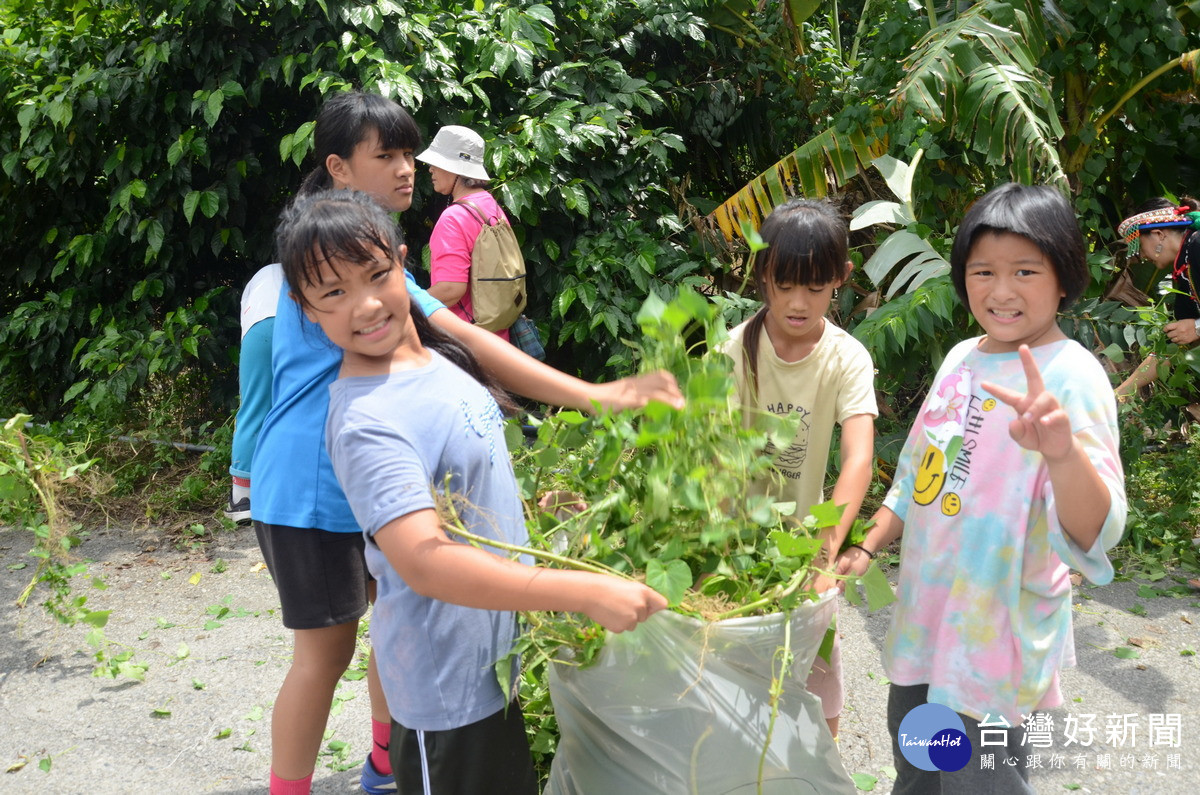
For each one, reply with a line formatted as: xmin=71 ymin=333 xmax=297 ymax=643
xmin=595 ymin=370 xmax=685 ymax=411
xmin=835 ymin=548 xmax=873 ymax=590
xmin=584 ymin=577 xmax=668 ymax=633
xmin=538 ymin=490 xmax=586 ymax=521
xmin=810 ymin=572 xmax=839 ymax=595
xmin=980 ymin=344 xmax=1075 ymax=462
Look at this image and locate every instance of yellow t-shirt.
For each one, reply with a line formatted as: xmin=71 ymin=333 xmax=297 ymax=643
xmin=724 ymin=318 xmax=878 ymax=518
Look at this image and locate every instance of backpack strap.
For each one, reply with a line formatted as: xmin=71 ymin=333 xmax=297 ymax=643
xmin=447 ymin=199 xmax=501 ymax=325
xmin=451 ymin=198 xmax=498 ymax=228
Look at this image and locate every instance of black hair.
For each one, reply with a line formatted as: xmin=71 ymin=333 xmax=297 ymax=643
xmin=740 ymin=198 xmax=849 ymax=393
xmin=298 ymin=91 xmax=422 ymax=195
xmin=275 ymin=190 xmax=516 ymax=413
xmin=949 ymin=183 xmax=1087 ymax=312
xmin=1131 ymin=196 xmax=1200 ymax=215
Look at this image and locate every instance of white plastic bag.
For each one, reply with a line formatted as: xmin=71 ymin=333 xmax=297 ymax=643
xmin=545 ymin=592 xmax=855 ymax=794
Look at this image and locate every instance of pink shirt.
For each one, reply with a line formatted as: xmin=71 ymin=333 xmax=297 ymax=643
xmin=429 ymin=190 xmax=511 ymax=341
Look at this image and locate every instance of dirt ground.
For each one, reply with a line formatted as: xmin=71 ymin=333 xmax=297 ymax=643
xmin=1 ymin=523 xmax=1199 ymax=793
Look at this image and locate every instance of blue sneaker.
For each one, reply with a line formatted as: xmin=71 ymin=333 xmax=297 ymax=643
xmin=360 ymin=754 xmax=397 ymax=794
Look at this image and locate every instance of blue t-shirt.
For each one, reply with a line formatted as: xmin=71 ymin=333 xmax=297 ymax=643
xmin=250 ymin=270 xmax=445 ymax=531
xmin=326 ymin=351 xmax=525 ymax=730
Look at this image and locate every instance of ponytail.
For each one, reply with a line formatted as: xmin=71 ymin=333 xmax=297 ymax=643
xmin=298 ymin=164 xmax=333 ymax=196
xmin=739 ymin=307 xmax=769 ymax=401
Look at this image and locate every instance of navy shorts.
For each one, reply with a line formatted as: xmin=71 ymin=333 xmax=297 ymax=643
xmin=253 ymin=521 xmax=371 ymax=630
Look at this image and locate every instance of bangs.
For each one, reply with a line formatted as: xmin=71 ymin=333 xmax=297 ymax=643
xmin=301 ymin=221 xmax=392 ymax=290
xmin=277 ymin=190 xmax=403 ymax=310
xmin=752 ymin=198 xmax=848 ymax=289
xmin=756 ymin=232 xmax=846 ymax=286
xmin=367 ymin=105 xmax=421 ymax=152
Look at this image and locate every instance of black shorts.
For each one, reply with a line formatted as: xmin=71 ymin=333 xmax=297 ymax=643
xmin=253 ymin=521 xmax=371 ymax=630
xmin=391 ymin=703 xmax=537 ymax=795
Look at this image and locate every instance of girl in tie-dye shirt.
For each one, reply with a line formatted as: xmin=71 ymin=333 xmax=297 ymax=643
xmin=839 ymin=184 xmax=1126 ymax=794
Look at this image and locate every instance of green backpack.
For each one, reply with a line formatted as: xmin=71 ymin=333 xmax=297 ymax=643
xmin=452 ymin=199 xmax=528 ymax=332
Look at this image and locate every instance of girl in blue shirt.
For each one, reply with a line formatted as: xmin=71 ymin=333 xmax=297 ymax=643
xmin=246 ymin=91 xmax=681 ymax=795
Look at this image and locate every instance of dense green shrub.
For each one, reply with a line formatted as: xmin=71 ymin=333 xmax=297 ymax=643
xmin=0 ymin=0 xmax=750 ymax=425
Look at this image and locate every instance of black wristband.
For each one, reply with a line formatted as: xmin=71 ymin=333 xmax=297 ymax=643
xmin=849 ymin=543 xmax=876 ymax=560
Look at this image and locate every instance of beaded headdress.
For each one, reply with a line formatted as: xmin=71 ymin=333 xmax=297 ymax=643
xmin=1117 ymin=205 xmax=1200 ymax=255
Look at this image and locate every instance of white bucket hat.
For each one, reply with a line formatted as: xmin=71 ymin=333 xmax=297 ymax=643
xmin=415 ymin=125 xmax=490 ymax=181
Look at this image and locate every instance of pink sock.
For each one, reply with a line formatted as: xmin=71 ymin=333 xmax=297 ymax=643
xmin=371 ymin=718 xmax=393 ymax=775
xmin=269 ymin=770 xmax=312 ymax=795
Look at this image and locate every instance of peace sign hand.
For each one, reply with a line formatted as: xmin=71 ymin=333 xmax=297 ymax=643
xmin=979 ymin=344 xmax=1076 ymax=462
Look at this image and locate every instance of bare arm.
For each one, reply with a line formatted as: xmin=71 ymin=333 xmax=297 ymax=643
xmin=810 ymin=414 xmax=875 ymax=593
xmin=430 ymin=309 xmax=684 ymax=412
xmin=426 ymin=279 xmax=467 ymax=308
xmin=836 ymin=505 xmax=904 ymax=582
xmin=374 ymin=509 xmax=666 ymax=632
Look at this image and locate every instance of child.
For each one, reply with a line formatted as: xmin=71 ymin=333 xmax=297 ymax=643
xmin=249 ymin=90 xmax=682 ymax=795
xmin=276 ymin=188 xmax=667 ymax=792
xmin=223 ymin=262 xmax=283 ymax=524
xmin=723 ymin=198 xmax=877 ymax=739
xmin=838 ymin=183 xmax=1126 ymax=793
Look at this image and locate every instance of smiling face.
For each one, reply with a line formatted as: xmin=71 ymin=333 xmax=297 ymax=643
xmin=297 ymin=245 xmax=425 ymax=376
xmin=327 ymin=129 xmax=416 ymax=213
xmin=964 ymin=231 xmax=1066 ymax=354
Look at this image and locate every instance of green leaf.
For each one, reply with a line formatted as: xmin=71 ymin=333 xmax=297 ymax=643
xmin=1113 ymin=646 xmax=1139 ymax=659
xmin=645 ymin=558 xmax=691 ymax=606
xmin=495 ymin=653 xmax=513 ymax=702
xmin=183 ymin=191 xmax=201 ymax=224
xmin=770 ymin=530 xmax=822 ymax=560
xmin=199 ymin=191 xmax=220 ymax=218
xmin=851 ymin=772 xmax=878 ymax=790
xmin=144 ymin=220 xmax=165 ymax=258
xmin=816 ymin=625 xmax=836 ymax=665
xmin=808 ymin=499 xmax=845 ymax=529
xmin=863 ymin=231 xmax=950 ymax=297
xmin=81 ymin=610 xmax=111 ymax=628
xmin=204 ymin=90 xmax=224 ymax=127
xmin=862 ymin=562 xmax=897 ymax=611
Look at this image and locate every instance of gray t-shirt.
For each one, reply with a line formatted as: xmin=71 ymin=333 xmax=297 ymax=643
xmin=326 ymin=351 xmax=524 ymax=731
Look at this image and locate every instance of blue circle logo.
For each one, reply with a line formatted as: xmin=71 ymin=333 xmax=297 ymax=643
xmin=897 ymin=703 xmax=972 ymax=772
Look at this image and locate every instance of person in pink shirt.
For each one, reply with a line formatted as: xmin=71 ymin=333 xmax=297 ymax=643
xmin=418 ymin=125 xmax=514 ymax=341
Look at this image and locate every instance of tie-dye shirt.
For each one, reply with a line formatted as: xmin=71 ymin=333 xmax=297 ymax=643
xmin=882 ymin=337 xmax=1126 ymax=723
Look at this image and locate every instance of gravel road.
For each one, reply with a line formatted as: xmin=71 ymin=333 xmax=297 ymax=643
xmin=1 ymin=524 xmax=1198 ymax=793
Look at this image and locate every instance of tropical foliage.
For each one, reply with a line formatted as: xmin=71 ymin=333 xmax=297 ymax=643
xmin=3 ymin=0 xmax=1200 ymax=560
